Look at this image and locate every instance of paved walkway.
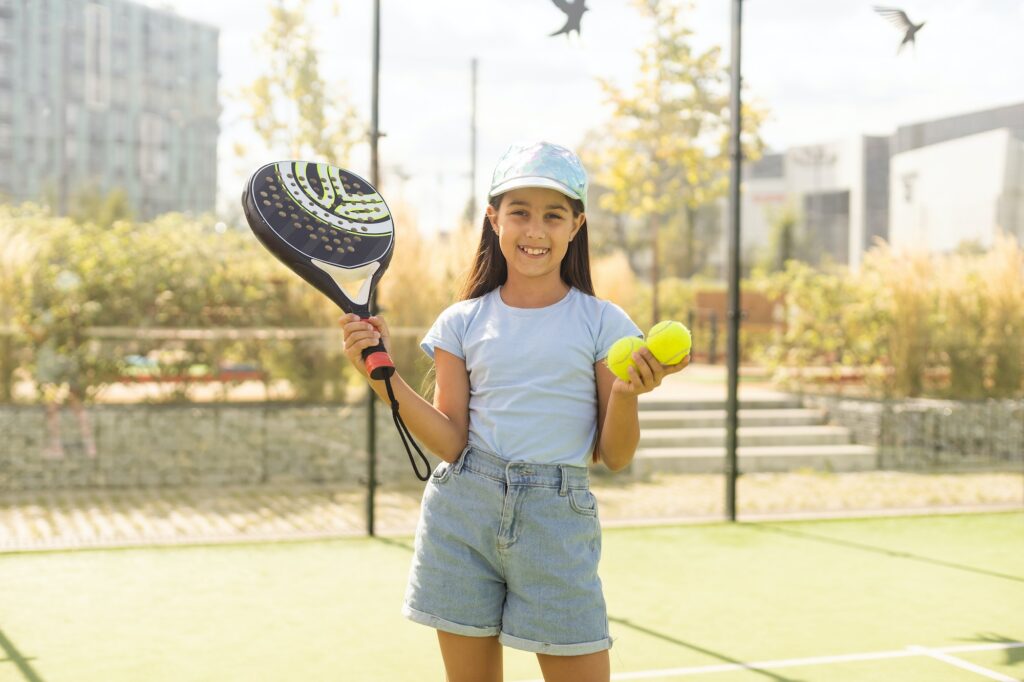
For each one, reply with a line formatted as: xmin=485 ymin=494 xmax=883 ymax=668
xmin=2 ymin=473 xmax=1019 ymax=553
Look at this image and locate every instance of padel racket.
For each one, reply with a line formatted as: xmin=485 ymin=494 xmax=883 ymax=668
xmin=241 ymin=160 xmax=430 ymax=480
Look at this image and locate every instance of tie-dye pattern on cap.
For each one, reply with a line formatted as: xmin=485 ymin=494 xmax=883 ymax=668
xmin=488 ymin=142 xmax=588 ymax=209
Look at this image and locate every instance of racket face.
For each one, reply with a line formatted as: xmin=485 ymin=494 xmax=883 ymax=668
xmin=241 ymin=161 xmax=395 ymax=317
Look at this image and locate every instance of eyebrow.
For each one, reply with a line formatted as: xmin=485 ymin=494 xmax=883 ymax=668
xmin=507 ymin=199 xmax=569 ymax=211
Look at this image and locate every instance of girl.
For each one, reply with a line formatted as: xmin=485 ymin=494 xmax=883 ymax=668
xmin=341 ymin=141 xmax=688 ymax=682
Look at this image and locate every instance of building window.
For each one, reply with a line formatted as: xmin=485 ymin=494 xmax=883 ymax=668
xmin=139 ymin=112 xmax=167 ymax=183
xmin=84 ymin=2 xmax=111 ymax=110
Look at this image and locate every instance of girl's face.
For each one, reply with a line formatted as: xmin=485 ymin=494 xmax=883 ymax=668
xmin=486 ymin=187 xmax=585 ymax=286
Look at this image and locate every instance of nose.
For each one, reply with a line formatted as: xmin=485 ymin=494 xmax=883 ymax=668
xmin=524 ymin=215 xmax=546 ymax=239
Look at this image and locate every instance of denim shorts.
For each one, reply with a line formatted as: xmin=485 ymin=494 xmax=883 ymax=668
xmin=402 ymin=445 xmax=611 ymax=656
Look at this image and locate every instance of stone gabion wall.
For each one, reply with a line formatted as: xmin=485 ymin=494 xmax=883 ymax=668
xmin=802 ymin=395 xmax=885 ymax=446
xmin=805 ymin=394 xmax=1024 ymax=471
xmin=0 ymin=404 xmax=440 ymax=492
xmin=878 ymin=399 xmax=1024 ymax=470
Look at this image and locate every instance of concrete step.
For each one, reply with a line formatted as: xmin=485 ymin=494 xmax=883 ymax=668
xmin=639 ymin=425 xmax=852 ymax=448
xmin=637 ymin=396 xmax=804 ymax=411
xmin=631 ymin=444 xmax=879 ymax=475
xmin=639 ymin=408 xmax=827 ymax=429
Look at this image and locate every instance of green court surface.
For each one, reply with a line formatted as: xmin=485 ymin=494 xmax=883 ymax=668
xmin=1 ymin=512 xmax=1021 ymax=681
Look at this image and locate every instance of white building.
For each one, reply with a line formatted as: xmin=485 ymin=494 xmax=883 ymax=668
xmin=889 ymin=106 xmax=1024 ymax=252
xmin=736 ymin=101 xmax=1024 ymax=270
xmin=740 ymin=136 xmax=889 ymax=270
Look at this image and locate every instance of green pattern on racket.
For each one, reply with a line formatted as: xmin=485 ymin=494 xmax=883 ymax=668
xmin=242 ymin=161 xmax=394 ymax=319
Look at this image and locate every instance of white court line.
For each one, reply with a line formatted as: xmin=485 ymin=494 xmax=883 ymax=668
xmin=908 ymin=645 xmax=1021 ymax=682
xmin=515 ymin=641 xmax=1024 ymax=681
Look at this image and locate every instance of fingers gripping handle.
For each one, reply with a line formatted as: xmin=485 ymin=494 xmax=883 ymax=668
xmin=357 ymin=317 xmax=394 ymax=380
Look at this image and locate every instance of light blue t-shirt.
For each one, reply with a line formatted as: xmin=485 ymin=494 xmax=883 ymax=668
xmin=420 ymin=286 xmax=642 ymax=467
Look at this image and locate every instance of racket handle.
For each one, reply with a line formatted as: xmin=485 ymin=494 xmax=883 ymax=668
xmin=362 ymin=340 xmax=395 ymax=381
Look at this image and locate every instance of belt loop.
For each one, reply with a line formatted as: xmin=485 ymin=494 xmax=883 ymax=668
xmin=453 ymin=445 xmax=471 ymax=474
xmin=558 ymin=465 xmax=569 ymax=496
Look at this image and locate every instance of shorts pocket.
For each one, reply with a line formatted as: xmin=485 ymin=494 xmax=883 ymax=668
xmin=431 ymin=460 xmax=454 ymax=484
xmin=567 ymin=488 xmax=598 ymax=517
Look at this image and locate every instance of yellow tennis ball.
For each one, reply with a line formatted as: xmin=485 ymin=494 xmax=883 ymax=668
xmin=606 ymin=336 xmax=645 ymax=381
xmin=646 ymin=320 xmax=692 ymax=365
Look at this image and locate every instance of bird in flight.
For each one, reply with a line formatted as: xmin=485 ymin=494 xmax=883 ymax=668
xmin=873 ymin=6 xmax=926 ymax=53
xmin=550 ymin=0 xmax=589 ymax=37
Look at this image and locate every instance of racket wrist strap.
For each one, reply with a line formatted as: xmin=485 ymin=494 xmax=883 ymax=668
xmin=384 ymin=377 xmax=431 ymax=481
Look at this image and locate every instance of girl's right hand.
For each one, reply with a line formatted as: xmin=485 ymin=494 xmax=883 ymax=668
xmin=340 ymin=313 xmax=391 ymax=379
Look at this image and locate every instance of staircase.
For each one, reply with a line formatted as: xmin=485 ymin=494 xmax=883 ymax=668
xmin=630 ymin=395 xmax=878 ymax=476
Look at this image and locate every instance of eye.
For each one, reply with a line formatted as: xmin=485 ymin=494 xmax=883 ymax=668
xmin=546 ymin=213 xmax=565 ymax=220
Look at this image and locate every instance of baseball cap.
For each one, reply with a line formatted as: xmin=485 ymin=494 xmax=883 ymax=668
xmin=488 ymin=141 xmax=588 ymax=210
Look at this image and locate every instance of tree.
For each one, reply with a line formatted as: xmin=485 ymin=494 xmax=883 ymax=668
xmin=0 ymin=208 xmax=37 ymax=401
xmin=68 ymin=184 xmax=133 ymax=228
xmin=588 ymin=0 xmax=766 ymax=325
xmin=239 ymin=0 xmax=362 ymax=163
xmin=758 ymin=203 xmax=801 ymax=273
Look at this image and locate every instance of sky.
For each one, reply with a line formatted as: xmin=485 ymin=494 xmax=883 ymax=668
xmin=153 ymin=0 xmax=1024 ymax=233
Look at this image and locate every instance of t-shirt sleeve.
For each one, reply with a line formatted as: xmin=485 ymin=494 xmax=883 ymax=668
xmin=595 ymin=301 xmax=644 ymax=362
xmin=420 ymin=304 xmax=467 ymax=361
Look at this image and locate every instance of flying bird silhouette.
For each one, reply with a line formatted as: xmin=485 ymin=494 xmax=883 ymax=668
xmin=873 ymin=6 xmax=926 ymax=53
xmin=550 ymin=0 xmax=588 ymax=37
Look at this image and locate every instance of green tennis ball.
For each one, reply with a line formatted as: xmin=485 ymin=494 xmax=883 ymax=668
xmin=646 ymin=320 xmax=692 ymax=365
xmin=606 ymin=336 xmax=645 ymax=381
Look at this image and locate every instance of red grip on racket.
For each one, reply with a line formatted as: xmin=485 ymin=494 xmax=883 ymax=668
xmin=365 ymin=351 xmax=395 ymax=380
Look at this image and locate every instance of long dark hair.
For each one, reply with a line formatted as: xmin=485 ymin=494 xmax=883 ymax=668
xmin=457 ymin=194 xmax=595 ymax=301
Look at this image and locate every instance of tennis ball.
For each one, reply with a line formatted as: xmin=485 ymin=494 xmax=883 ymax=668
xmin=646 ymin=320 xmax=692 ymax=365
xmin=606 ymin=336 xmax=645 ymax=381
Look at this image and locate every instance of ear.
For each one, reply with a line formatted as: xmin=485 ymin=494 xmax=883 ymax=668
xmin=570 ymin=212 xmax=585 ymax=241
xmin=485 ymin=204 xmax=499 ymax=234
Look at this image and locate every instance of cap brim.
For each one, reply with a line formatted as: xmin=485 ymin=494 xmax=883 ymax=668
xmin=489 ymin=177 xmax=582 ymax=205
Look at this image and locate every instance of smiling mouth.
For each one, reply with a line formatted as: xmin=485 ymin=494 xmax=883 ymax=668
xmin=518 ymin=245 xmax=550 ymax=256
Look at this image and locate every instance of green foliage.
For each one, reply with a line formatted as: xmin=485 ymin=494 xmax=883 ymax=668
xmin=9 ymin=195 xmax=1018 ymax=406
xmin=0 ymin=205 xmax=39 ymax=400
xmin=1 ymin=204 xmax=353 ymax=403
xmin=68 ymin=184 xmax=134 ymax=229
xmin=754 ymin=237 xmax=1024 ymax=399
xmin=757 ymin=203 xmax=802 ymax=273
xmin=239 ymin=0 xmax=363 ymax=162
xmin=586 ymin=0 xmax=767 ymax=281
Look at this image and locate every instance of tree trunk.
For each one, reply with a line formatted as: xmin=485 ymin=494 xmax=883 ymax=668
xmin=615 ymin=214 xmax=640 ymax=273
xmin=0 ymin=333 xmax=10 ymax=402
xmin=650 ymin=215 xmax=660 ymax=327
xmin=684 ymin=205 xmax=696 ymax=277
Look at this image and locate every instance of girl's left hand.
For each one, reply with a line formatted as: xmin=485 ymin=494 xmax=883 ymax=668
xmin=612 ymin=347 xmax=690 ymax=396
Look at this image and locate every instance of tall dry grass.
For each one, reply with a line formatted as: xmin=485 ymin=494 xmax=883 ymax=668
xmin=375 ymin=210 xmax=479 ymax=395
xmin=980 ymin=234 xmax=1024 ymax=396
xmin=862 ymin=243 xmax=936 ymax=397
xmin=768 ymin=236 xmax=1024 ymax=399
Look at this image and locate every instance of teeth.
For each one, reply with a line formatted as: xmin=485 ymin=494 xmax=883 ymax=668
xmin=520 ymin=246 xmax=549 ymax=256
